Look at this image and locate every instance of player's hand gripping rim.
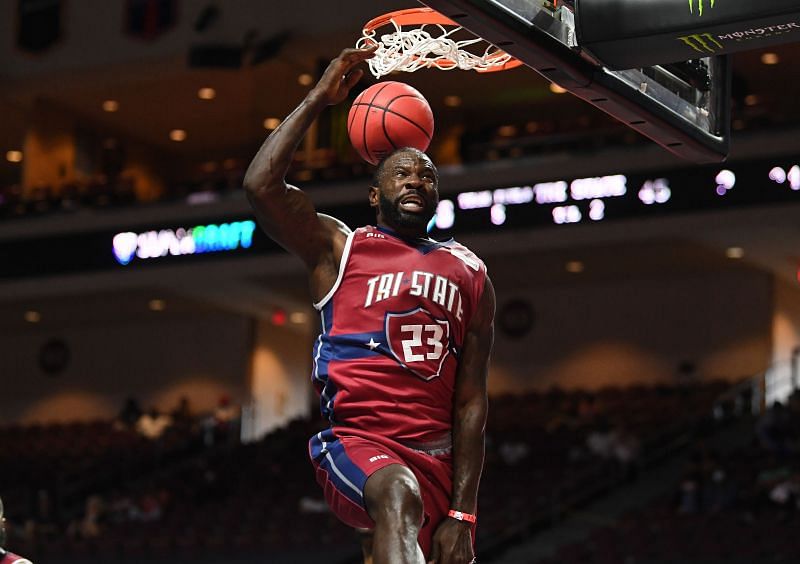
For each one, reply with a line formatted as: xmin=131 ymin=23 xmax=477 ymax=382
xmin=310 ymin=46 xmax=377 ymax=107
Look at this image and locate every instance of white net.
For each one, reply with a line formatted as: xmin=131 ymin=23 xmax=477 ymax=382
xmin=357 ymin=18 xmax=517 ymax=78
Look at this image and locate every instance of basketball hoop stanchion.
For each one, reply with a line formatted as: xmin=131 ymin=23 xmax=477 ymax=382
xmin=357 ymin=7 xmax=522 ymax=78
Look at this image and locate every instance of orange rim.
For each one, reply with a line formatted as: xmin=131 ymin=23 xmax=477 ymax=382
xmin=362 ymin=7 xmax=459 ymax=33
xmin=362 ymin=7 xmax=521 ymax=72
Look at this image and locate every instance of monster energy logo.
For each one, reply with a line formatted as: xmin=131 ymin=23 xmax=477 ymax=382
xmin=678 ymin=33 xmax=723 ymax=53
xmin=689 ymin=0 xmax=715 ymax=16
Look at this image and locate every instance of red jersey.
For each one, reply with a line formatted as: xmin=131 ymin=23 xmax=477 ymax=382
xmin=1 ymin=551 xmax=33 ymax=564
xmin=311 ymin=225 xmax=487 ymax=448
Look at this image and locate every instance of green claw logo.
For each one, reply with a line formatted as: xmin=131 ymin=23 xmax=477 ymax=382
xmin=678 ymin=33 xmax=723 ymax=53
xmin=689 ymin=0 xmax=715 ymax=16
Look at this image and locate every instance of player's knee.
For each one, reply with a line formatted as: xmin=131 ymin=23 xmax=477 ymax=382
xmin=368 ymin=468 xmax=423 ymax=526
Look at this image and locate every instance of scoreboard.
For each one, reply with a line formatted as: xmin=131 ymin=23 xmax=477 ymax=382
xmin=431 ymin=156 xmax=800 ymax=234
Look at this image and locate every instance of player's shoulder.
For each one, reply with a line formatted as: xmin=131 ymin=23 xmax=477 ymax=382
xmin=352 ymin=225 xmax=390 ymax=241
xmin=439 ymin=239 xmax=486 ymax=271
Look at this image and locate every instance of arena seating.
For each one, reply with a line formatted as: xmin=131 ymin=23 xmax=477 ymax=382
xmin=0 ymin=381 xmax=733 ymax=562
xmin=527 ymin=392 xmax=800 ymax=564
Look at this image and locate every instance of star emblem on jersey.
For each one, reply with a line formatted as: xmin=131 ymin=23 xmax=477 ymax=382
xmin=366 ymin=338 xmax=381 ymax=350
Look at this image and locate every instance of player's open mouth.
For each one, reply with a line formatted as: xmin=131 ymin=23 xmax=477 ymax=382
xmin=399 ymin=195 xmax=426 ymax=212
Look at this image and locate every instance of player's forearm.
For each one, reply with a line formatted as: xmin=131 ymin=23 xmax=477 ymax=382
xmin=450 ymin=396 xmax=487 ymax=514
xmin=243 ymin=92 xmax=327 ymax=195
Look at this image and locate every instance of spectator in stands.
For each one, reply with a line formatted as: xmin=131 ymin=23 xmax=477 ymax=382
xmin=498 ymin=440 xmax=530 ymax=466
xmin=610 ymin=423 xmax=640 ymax=465
xmin=136 ymin=407 xmax=172 ymax=440
xmin=170 ymin=396 xmax=193 ymax=429
xmin=586 ymin=418 xmax=615 ymax=459
xmin=22 ymin=490 xmax=58 ymax=547
xmin=116 ymin=396 xmax=143 ymax=430
xmin=756 ymin=401 xmax=794 ymax=457
xmin=203 ymin=395 xmax=239 ymax=446
xmin=702 ymin=452 xmax=736 ymax=512
xmin=130 ymin=492 xmax=163 ymax=523
xmin=106 ymin=490 xmax=135 ymax=524
xmin=67 ymin=495 xmax=106 ymax=540
xmin=766 ymin=467 xmax=800 ymax=521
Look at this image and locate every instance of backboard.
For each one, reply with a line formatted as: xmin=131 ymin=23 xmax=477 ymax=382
xmin=419 ymin=0 xmax=732 ymax=163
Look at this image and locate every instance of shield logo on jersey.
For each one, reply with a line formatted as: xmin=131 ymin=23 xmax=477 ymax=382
xmin=385 ymin=308 xmax=451 ymax=381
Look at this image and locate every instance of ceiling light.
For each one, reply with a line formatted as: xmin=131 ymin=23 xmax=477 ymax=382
xmin=726 ymin=247 xmax=744 ymax=259
xmin=297 ymin=73 xmax=314 ymax=86
xmin=761 ymin=52 xmax=779 ymax=65
xmin=525 ymin=121 xmax=539 ymax=133
xmin=200 ymin=161 xmax=218 ymax=173
xmin=444 ymin=95 xmax=462 ymax=107
xmin=222 ymin=158 xmax=238 ymax=170
xmin=102 ymin=100 xmax=119 ymax=112
xmin=148 ymin=299 xmax=166 ymax=311
xmin=6 ymin=150 xmax=23 ymax=163
xmin=198 ymin=87 xmax=216 ymax=100
xmin=263 ymin=117 xmax=280 ymax=130
xmin=498 ymin=125 xmax=517 ymax=137
xmin=744 ymin=94 xmax=760 ymax=106
xmin=565 ymin=260 xmax=584 ymax=273
xmin=549 ymin=83 xmax=567 ymax=94
xmin=290 ymin=311 xmax=308 ymax=324
xmin=169 ymin=129 xmax=187 ymax=142
xmin=24 ymin=310 xmax=41 ymax=323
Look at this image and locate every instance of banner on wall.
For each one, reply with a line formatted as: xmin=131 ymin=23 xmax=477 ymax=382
xmin=17 ymin=0 xmax=63 ymax=54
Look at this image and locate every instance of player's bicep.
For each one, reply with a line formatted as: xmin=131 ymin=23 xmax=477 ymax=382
xmin=455 ymin=277 xmax=496 ymax=407
xmin=246 ymin=183 xmax=332 ymax=267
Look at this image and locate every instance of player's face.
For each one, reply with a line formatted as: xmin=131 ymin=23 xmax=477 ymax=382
xmin=374 ymin=152 xmax=439 ymax=233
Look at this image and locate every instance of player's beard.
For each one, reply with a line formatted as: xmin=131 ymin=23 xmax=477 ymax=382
xmin=379 ymin=191 xmax=435 ymax=231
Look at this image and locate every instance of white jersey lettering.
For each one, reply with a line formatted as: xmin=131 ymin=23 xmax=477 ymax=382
xmin=432 ymin=276 xmax=448 ymax=307
xmin=364 ymin=269 xmax=466 ymax=318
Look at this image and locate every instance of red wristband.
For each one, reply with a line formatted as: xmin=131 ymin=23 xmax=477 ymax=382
xmin=448 ymin=509 xmax=477 ymax=523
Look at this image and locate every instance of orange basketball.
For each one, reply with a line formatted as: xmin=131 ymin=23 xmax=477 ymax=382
xmin=348 ymin=81 xmax=435 ymax=166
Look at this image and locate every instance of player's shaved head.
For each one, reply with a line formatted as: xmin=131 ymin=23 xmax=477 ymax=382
xmin=372 ymin=147 xmax=438 ymax=188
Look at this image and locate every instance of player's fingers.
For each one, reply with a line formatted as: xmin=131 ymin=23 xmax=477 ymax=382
xmin=339 ymin=45 xmax=377 ymax=64
xmin=344 ymin=68 xmax=364 ymax=89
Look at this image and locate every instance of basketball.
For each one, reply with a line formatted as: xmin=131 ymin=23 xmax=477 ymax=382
xmin=348 ymin=81 xmax=434 ymax=166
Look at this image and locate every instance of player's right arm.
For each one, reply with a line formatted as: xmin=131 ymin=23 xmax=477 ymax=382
xmin=243 ymin=47 xmax=375 ymax=299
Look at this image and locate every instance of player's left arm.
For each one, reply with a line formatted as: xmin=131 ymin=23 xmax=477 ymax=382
xmin=429 ymin=275 xmax=496 ymax=564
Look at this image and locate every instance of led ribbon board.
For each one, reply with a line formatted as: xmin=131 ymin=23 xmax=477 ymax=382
xmin=113 ymin=220 xmax=256 ymax=265
xmin=431 ymin=156 xmax=800 ymax=232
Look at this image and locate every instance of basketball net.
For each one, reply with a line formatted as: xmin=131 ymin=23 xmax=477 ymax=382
xmin=357 ymin=8 xmax=522 ymax=79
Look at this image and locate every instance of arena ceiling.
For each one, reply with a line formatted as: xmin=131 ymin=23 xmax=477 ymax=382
xmin=1 ymin=1 xmax=800 ymax=331
xmin=0 ymin=0 xmax=798 ymax=162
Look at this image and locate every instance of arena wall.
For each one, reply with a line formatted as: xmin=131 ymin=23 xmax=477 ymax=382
xmin=489 ymin=269 xmax=773 ymax=392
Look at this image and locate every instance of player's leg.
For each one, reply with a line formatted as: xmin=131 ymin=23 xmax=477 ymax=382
xmin=356 ymin=528 xmax=374 ymax=564
xmin=363 ymin=464 xmax=426 ymax=564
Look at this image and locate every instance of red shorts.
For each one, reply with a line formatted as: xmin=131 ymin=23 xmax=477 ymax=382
xmin=309 ymin=427 xmax=467 ymax=557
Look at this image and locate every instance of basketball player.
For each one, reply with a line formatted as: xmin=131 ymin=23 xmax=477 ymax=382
xmin=0 ymin=497 xmax=34 ymax=564
xmin=244 ymin=47 xmax=495 ymax=564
